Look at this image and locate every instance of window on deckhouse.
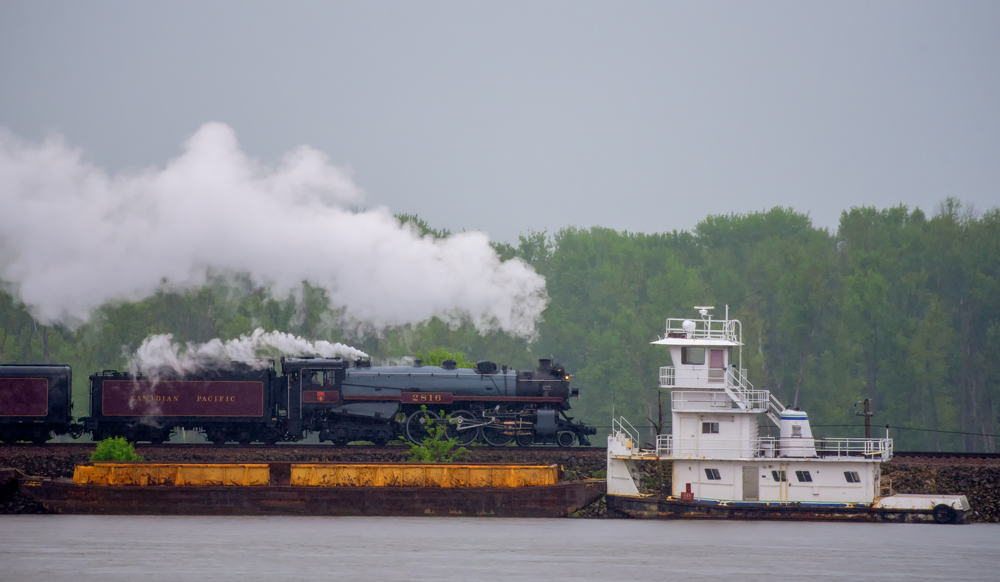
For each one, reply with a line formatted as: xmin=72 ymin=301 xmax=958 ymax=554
xmin=704 ymin=468 xmax=721 ymax=480
xmin=702 ymin=422 xmax=719 ymax=434
xmin=771 ymin=471 xmax=787 ymax=482
xmin=844 ymin=471 xmax=861 ymax=483
xmin=681 ymin=347 xmax=705 ymax=365
xmin=795 ymin=471 xmax=812 ymax=483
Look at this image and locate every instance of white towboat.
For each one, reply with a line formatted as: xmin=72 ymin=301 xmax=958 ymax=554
xmin=606 ymin=307 xmax=970 ymax=524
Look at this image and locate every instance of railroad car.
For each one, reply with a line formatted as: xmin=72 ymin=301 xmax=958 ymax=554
xmin=85 ymin=364 xmax=282 ymax=445
xmin=0 ymin=364 xmax=80 ymax=443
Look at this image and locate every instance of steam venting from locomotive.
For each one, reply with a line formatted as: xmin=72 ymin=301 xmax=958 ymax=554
xmin=129 ymin=328 xmax=369 ymax=375
xmin=0 ymin=123 xmax=548 ymax=338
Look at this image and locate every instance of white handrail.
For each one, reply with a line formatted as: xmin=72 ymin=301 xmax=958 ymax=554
xmin=656 ymin=434 xmax=672 ymax=457
xmin=664 ymin=317 xmax=741 ymax=343
xmin=769 ymin=393 xmax=785 ymax=414
xmin=654 ymin=436 xmax=893 ymax=462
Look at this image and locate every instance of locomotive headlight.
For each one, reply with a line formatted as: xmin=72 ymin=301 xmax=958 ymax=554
xmin=564 ymin=375 xmax=570 ymax=380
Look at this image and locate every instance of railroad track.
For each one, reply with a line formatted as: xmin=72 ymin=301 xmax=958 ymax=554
xmin=6 ymin=443 xmax=997 ymax=459
xmin=892 ymin=451 xmax=1000 ymax=460
xmin=0 ymin=442 xmax=610 ymax=454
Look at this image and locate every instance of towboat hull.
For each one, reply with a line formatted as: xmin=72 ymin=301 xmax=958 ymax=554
xmin=606 ymin=494 xmax=969 ymax=524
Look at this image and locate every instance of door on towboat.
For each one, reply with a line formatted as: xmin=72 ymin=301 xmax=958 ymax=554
xmin=709 ymin=349 xmax=725 ymax=383
xmin=742 ymin=466 xmax=759 ymax=501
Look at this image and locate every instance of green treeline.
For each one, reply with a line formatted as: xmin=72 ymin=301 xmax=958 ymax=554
xmin=1 ymin=200 xmax=998 ymax=451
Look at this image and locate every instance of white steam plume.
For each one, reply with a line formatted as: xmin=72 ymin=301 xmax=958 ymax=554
xmin=0 ymin=123 xmax=547 ymax=337
xmin=131 ymin=328 xmax=369 ymax=374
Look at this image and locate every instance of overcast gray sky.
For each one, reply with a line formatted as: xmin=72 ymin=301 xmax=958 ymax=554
xmin=2 ymin=1 xmax=997 ymax=244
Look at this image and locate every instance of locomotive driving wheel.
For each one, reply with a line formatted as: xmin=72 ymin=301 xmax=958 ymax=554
xmin=515 ymin=432 xmax=534 ymax=447
xmin=445 ymin=410 xmax=480 ymax=446
xmin=405 ymin=409 xmax=440 ymax=444
xmin=482 ymin=422 xmax=515 ymax=446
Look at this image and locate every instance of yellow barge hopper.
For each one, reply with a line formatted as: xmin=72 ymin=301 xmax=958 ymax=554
xmin=73 ymin=462 xmax=559 ymax=488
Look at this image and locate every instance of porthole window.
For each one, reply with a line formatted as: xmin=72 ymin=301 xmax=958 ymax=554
xmin=844 ymin=471 xmax=861 ymax=483
xmin=771 ymin=470 xmax=787 ymax=482
xmin=794 ymin=470 xmax=813 ymax=483
xmin=702 ymin=422 xmax=719 ymax=434
xmin=704 ymin=468 xmax=721 ymax=480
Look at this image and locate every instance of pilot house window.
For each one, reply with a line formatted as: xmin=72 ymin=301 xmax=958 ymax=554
xmin=702 ymin=422 xmax=719 ymax=434
xmin=682 ymin=347 xmax=705 ymax=365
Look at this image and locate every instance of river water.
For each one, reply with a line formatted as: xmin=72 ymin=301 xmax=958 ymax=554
xmin=1 ymin=516 xmax=997 ymax=581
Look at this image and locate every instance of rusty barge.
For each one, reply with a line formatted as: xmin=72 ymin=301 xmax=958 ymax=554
xmin=12 ymin=462 xmax=604 ymax=517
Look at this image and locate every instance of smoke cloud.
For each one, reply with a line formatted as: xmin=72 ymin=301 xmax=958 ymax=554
xmin=130 ymin=328 xmax=368 ymax=374
xmin=0 ymin=123 xmax=547 ymax=337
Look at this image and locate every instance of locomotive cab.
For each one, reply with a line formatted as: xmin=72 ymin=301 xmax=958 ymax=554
xmin=280 ymin=357 xmax=397 ymax=445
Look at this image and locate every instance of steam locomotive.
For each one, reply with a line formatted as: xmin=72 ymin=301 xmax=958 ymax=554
xmin=0 ymin=358 xmax=595 ymax=447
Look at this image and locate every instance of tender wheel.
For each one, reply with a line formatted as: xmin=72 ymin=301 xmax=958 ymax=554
xmin=556 ymin=431 xmax=576 ymax=447
xmin=237 ymin=431 xmax=253 ymax=445
xmin=933 ymin=503 xmax=956 ymax=524
xmin=263 ymin=432 xmax=281 ymax=446
xmin=405 ymin=410 xmax=440 ymax=444
xmin=515 ymin=432 xmax=534 ymax=447
xmin=482 ymin=423 xmax=515 ymax=446
xmin=332 ymin=428 xmax=349 ymax=446
xmin=30 ymin=432 xmax=50 ymax=444
xmin=209 ymin=431 xmax=227 ymax=446
xmin=446 ymin=411 xmax=480 ymax=446
xmin=149 ymin=435 xmax=166 ymax=445
xmin=372 ymin=427 xmax=392 ymax=447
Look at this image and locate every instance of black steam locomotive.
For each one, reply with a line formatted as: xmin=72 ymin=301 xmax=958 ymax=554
xmin=1 ymin=358 xmax=595 ymax=447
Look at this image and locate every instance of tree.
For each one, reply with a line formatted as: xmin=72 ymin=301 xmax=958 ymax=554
xmin=90 ymin=437 xmax=144 ymax=462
